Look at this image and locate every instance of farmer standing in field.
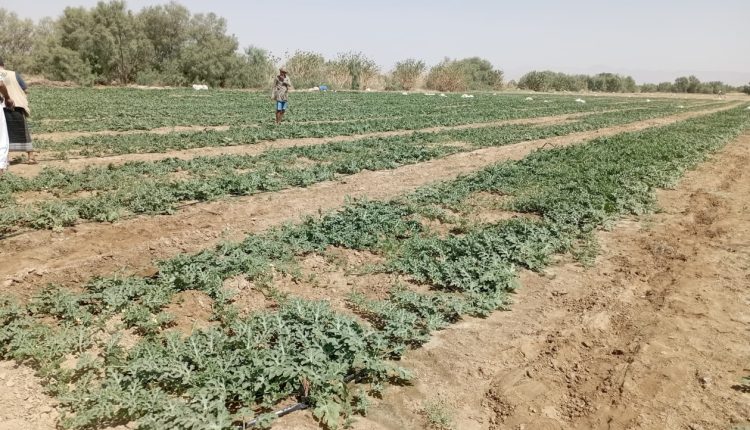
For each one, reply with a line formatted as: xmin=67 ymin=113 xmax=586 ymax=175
xmin=0 ymin=79 xmax=15 ymax=174
xmin=0 ymin=58 xmax=36 ymax=164
xmin=272 ymin=67 xmax=292 ymax=124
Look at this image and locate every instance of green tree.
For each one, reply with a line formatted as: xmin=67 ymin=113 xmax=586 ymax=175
xmin=178 ymin=12 xmax=240 ymax=87
xmin=90 ymin=1 xmax=153 ymax=84
xmin=0 ymin=9 xmax=39 ymax=71
xmin=686 ymin=75 xmax=701 ymax=93
xmin=674 ymin=76 xmax=690 ymax=93
xmin=137 ymin=2 xmax=190 ymax=68
xmin=244 ymin=46 xmax=277 ymax=88
xmin=623 ymin=76 xmax=637 ymax=92
xmin=32 ymin=43 xmax=95 ymax=85
xmin=656 ymin=81 xmax=674 ymax=92
xmin=454 ymin=57 xmax=503 ymax=90
xmin=2 ymin=2 xmax=328 ymax=89
xmin=56 ymin=7 xmax=96 ymax=64
xmin=29 ymin=16 xmax=88 ymax=81
xmin=224 ymin=46 xmax=276 ymax=88
xmin=520 ymin=70 xmax=640 ymax=93
xmin=51 ymin=1 xmax=152 ymax=84
xmin=518 ymin=70 xmax=550 ymax=92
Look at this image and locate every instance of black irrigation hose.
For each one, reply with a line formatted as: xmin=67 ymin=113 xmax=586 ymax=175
xmin=243 ymin=402 xmax=310 ymax=428
xmin=239 ymin=364 xmax=376 ymax=427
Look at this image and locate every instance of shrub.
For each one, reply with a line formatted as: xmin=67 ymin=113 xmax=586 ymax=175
xmin=518 ymin=70 xmax=587 ymax=92
xmin=284 ymin=50 xmax=326 ymax=89
xmin=389 ymin=58 xmax=426 ymax=91
xmin=327 ymin=51 xmax=379 ymax=90
xmin=426 ymin=57 xmax=503 ymax=92
xmin=425 ymin=58 xmax=467 ymax=92
xmin=32 ymin=43 xmax=94 ymax=86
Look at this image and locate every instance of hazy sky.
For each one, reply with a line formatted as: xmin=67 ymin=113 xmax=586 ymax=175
xmin=7 ymin=0 xmax=750 ymax=84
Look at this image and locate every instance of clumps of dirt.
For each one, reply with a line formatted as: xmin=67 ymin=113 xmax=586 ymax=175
xmin=0 ymin=361 xmax=59 ymax=430
xmin=35 ymin=125 xmax=231 ymax=143
xmin=434 ymin=140 xmax=475 ymax=151
xmin=483 ymin=367 xmax=569 ymax=430
xmin=461 ymin=191 xmax=541 ymax=225
xmin=689 ymin=191 xmax=727 ymax=224
xmin=166 ymin=169 xmax=193 ymax=182
xmin=419 ymin=216 xmax=460 ymax=237
xmin=12 ymin=191 xmax=57 ymax=206
xmin=641 ymin=236 xmax=687 ymax=262
xmin=98 ymin=315 xmax=141 ymax=351
xmin=13 ymin=190 xmax=98 ymax=206
xmin=682 ymin=190 xmax=730 ymax=238
xmin=223 ymin=275 xmax=273 ymax=316
xmin=224 ymin=247 xmax=421 ymax=319
xmin=290 ymin=156 xmax=325 ymax=169
xmin=483 ymin=386 xmax=516 ymax=426
xmin=268 ymin=248 xmax=396 ymax=314
xmin=417 ymin=191 xmax=542 ymax=237
xmin=163 ymin=290 xmax=216 ymax=336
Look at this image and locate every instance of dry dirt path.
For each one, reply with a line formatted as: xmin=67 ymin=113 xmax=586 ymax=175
xmin=34 ymin=124 xmax=232 ymax=142
xmin=31 ymin=117 xmax=397 ymax=143
xmin=32 ymin=116 xmax=406 ymax=143
xmin=0 ymin=104 xmax=739 ymax=300
xmin=293 ymin=131 xmax=748 ymax=430
xmin=15 ymin=110 xmax=618 ymax=178
xmin=31 ymin=115 xmax=445 ymax=142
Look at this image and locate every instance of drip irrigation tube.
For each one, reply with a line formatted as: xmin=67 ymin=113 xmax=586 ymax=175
xmin=243 ymin=402 xmax=309 ymax=428
xmin=239 ymin=372 xmax=363 ymax=428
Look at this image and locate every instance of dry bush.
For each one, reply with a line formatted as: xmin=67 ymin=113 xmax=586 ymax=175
xmin=426 ymin=59 xmax=467 ymax=92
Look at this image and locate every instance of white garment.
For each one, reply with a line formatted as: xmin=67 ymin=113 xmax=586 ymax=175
xmin=0 ymin=100 xmax=8 ymax=171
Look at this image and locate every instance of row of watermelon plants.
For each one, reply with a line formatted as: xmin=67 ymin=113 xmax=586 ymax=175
xmin=0 ymin=106 xmax=747 ymax=429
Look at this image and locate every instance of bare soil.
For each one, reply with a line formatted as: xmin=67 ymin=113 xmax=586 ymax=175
xmin=0 ymin=104 xmax=738 ymax=301
xmin=31 ymin=117 xmax=398 ymax=144
xmin=34 ymin=124 xmax=232 ymax=143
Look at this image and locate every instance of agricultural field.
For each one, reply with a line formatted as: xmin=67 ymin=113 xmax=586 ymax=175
xmin=0 ymin=88 xmax=749 ymax=430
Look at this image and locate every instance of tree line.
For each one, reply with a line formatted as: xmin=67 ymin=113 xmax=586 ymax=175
xmin=1 ymin=2 xmax=747 ymax=94
xmin=516 ymin=70 xmax=747 ymax=95
xmin=516 ymin=71 xmax=637 ymax=93
xmin=0 ymin=2 xmax=502 ymax=92
xmin=1 ymin=2 xmax=272 ymax=88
